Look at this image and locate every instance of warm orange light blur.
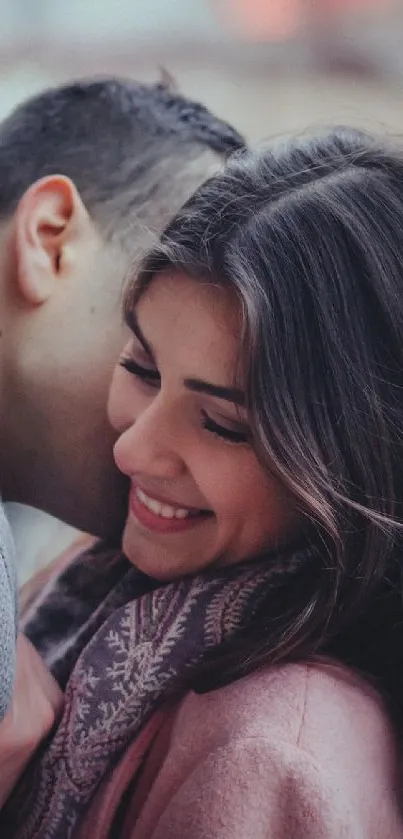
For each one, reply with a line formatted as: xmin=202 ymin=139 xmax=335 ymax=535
xmin=216 ymin=0 xmax=390 ymax=41
xmin=219 ymin=0 xmax=302 ymax=39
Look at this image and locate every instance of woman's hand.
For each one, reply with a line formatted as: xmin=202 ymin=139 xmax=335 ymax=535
xmin=0 ymin=634 xmax=63 ymax=808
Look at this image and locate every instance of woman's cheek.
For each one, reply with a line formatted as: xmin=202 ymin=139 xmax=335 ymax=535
xmin=108 ymin=368 xmax=150 ymax=434
xmin=194 ymin=448 xmax=252 ymax=518
xmin=107 ymin=366 xmax=128 ymax=432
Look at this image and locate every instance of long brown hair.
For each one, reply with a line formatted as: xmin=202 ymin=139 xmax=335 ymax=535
xmin=127 ymin=128 xmax=403 ymax=711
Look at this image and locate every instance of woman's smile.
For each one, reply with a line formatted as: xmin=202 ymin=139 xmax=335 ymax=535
xmin=129 ymin=482 xmax=213 ymax=534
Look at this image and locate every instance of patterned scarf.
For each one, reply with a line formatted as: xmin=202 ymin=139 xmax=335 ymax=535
xmin=1 ymin=541 xmax=306 ymax=839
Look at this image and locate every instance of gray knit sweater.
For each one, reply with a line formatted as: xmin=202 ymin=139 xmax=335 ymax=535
xmin=0 ymin=503 xmax=17 ymax=720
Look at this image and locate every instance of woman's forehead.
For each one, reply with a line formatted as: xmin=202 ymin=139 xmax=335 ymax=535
xmin=135 ymin=272 xmax=243 ymax=376
xmin=137 ymin=272 xmax=240 ymax=334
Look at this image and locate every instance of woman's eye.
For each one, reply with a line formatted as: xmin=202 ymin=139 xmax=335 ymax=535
xmin=201 ymin=411 xmax=249 ymax=445
xmin=119 ymin=356 xmax=160 ymax=386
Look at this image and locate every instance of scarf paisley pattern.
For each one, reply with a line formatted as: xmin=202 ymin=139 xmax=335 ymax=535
xmin=1 ymin=542 xmax=305 ymax=838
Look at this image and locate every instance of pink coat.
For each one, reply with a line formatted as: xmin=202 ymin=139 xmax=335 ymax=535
xmin=76 ymin=661 xmax=403 ymax=838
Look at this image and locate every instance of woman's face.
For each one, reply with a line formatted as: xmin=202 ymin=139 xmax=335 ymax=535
xmin=108 ymin=272 xmax=297 ymax=580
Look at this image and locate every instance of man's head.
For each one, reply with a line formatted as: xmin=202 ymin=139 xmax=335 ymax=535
xmin=0 ymin=77 xmax=245 ymax=538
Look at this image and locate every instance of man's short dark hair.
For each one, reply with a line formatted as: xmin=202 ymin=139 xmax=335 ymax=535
xmin=0 ymin=77 xmax=245 ymax=244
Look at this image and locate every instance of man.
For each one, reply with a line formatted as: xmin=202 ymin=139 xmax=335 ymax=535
xmin=0 ymin=76 xmax=245 ymax=727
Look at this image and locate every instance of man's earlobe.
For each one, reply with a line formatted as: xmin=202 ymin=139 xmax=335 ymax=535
xmin=14 ymin=175 xmax=92 ymax=306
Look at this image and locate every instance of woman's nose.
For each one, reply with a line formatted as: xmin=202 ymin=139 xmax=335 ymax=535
xmin=113 ymin=396 xmax=186 ymax=481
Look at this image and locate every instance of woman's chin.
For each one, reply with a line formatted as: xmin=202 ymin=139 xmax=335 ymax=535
xmin=122 ymin=532 xmax=215 ymax=583
xmin=122 ymin=532 xmax=182 ymax=582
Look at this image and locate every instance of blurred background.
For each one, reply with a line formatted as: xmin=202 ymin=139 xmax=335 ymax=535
xmin=6 ymin=0 xmax=403 ymax=579
xmin=1 ymin=0 xmax=403 ymax=142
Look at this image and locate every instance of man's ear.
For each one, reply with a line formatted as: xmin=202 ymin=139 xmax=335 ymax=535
xmin=14 ymin=175 xmax=96 ymax=306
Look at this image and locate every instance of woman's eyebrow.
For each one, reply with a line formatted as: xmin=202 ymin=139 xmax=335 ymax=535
xmin=124 ymin=307 xmax=154 ymax=358
xmin=123 ymin=306 xmax=245 ymax=405
xmin=183 ymin=377 xmax=245 ymax=405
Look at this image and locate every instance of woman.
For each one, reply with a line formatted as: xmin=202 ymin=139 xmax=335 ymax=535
xmin=3 ymin=126 xmax=403 ymax=837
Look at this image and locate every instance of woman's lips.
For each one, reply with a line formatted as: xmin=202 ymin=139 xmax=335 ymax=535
xmin=129 ymin=485 xmax=212 ymax=534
